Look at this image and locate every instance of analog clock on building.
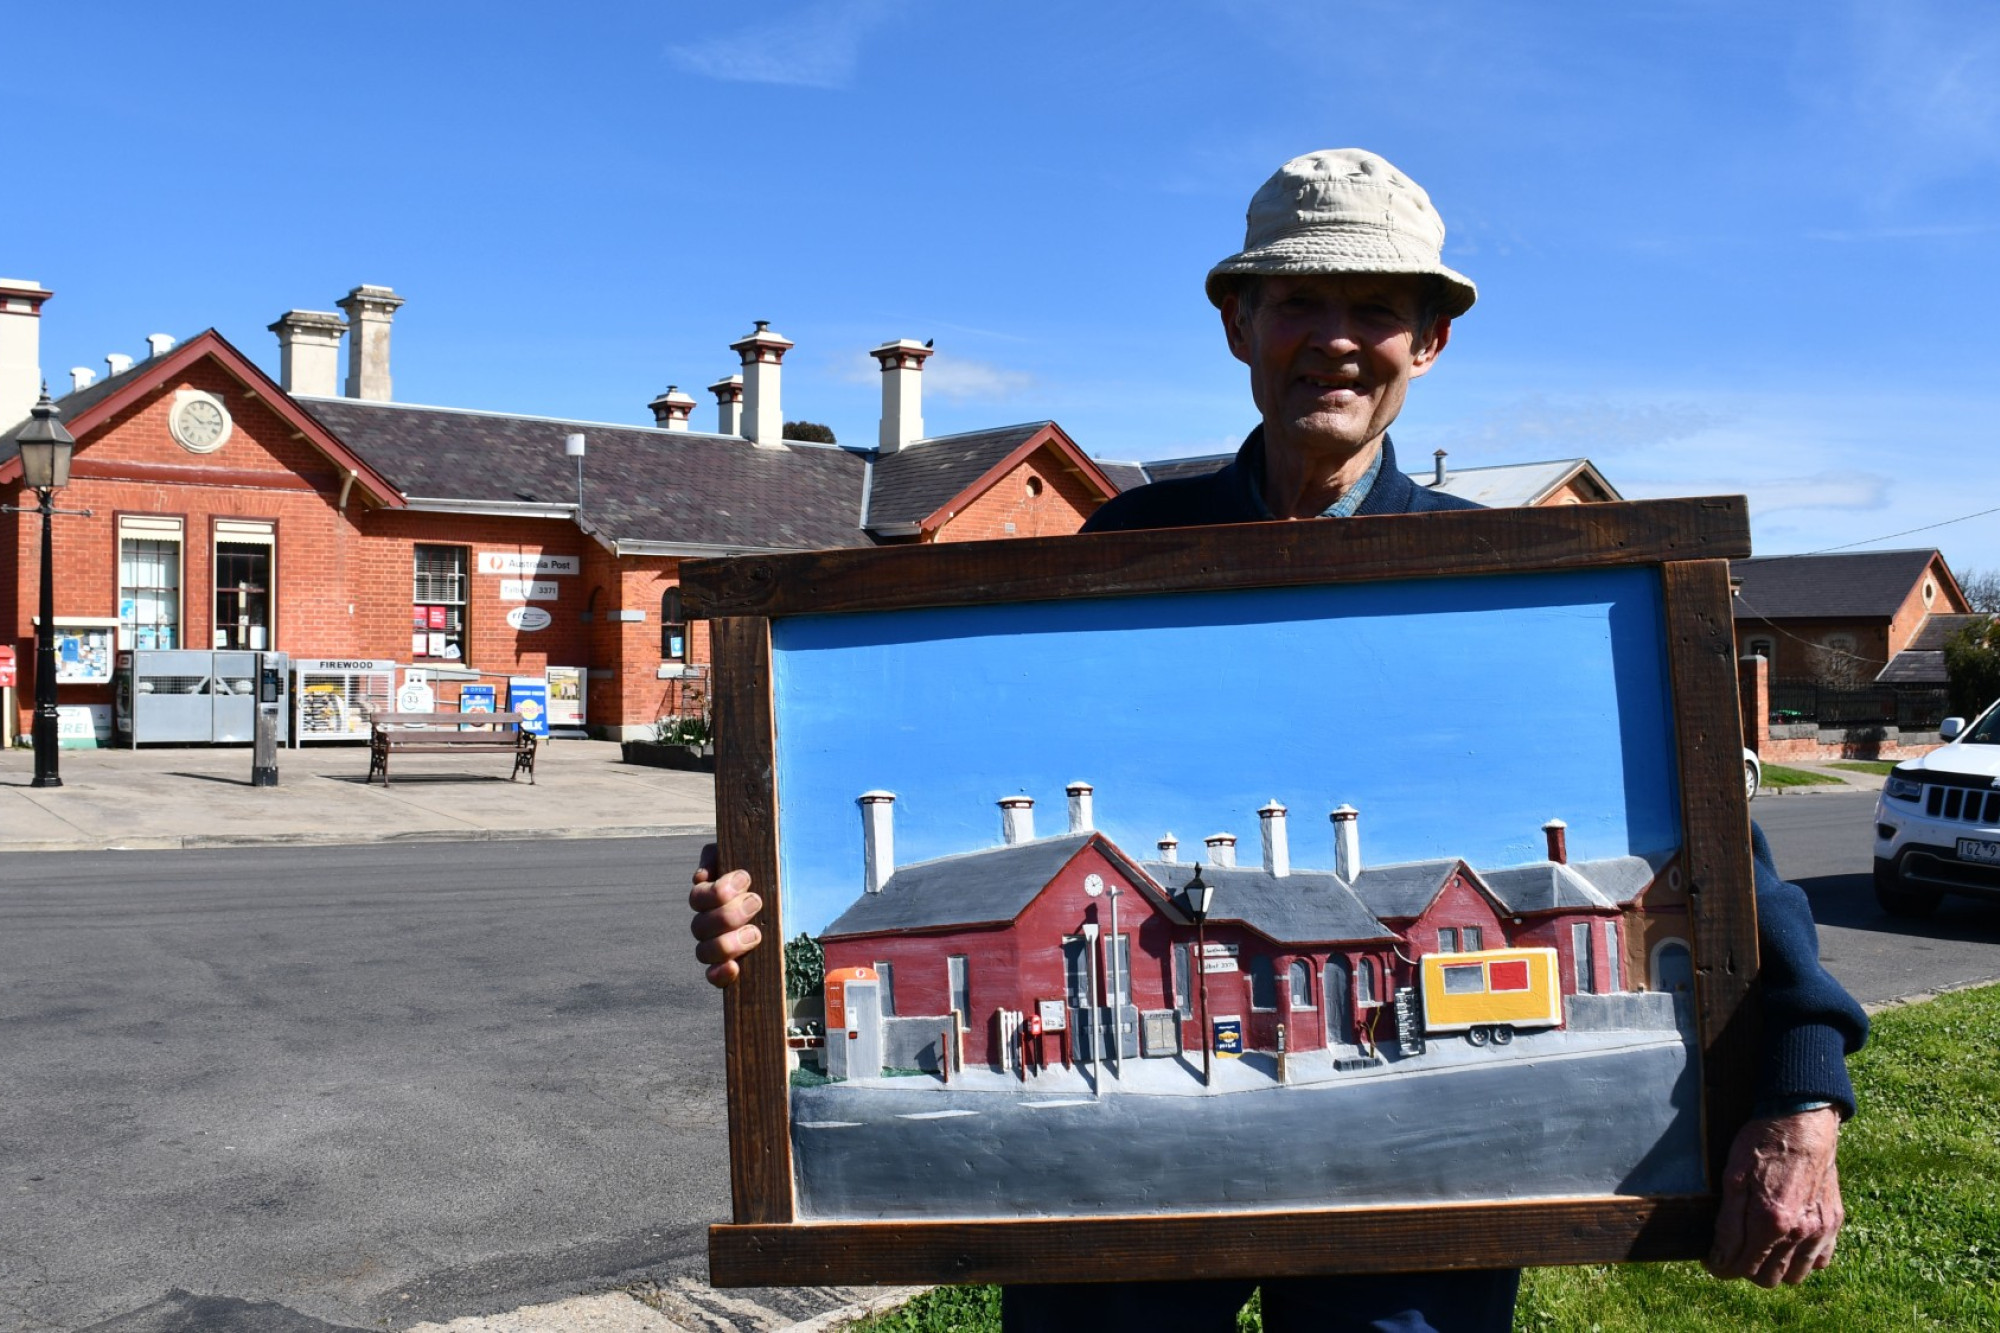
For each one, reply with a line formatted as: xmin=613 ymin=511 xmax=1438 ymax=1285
xmin=169 ymin=391 xmax=232 ymax=453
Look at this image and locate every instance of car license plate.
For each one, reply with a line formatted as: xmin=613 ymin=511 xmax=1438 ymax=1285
xmin=1958 ymin=838 xmax=2000 ymax=865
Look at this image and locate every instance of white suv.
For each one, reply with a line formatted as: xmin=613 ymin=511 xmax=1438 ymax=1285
xmin=1873 ymin=698 xmax=2000 ymax=916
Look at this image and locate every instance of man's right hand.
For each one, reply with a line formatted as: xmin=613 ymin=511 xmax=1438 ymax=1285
xmin=689 ymin=842 xmax=763 ymax=988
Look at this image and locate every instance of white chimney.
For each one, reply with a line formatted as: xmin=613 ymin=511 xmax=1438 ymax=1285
xmin=709 ymin=374 xmax=743 ymax=435
xmin=0 ymin=279 xmax=53 ymax=431
xmin=145 ymin=333 xmax=176 ymax=359
xmin=268 ymin=310 xmax=347 ymax=396
xmin=1204 ymin=833 xmax=1237 ymax=869
xmin=69 ymin=367 xmax=95 ymax=393
xmin=649 ymin=385 xmax=697 ymax=430
xmin=870 ymin=338 xmax=933 ymax=454
xmin=1542 ymin=817 xmax=1569 ymax=866
xmin=860 ymin=791 xmax=896 ymax=893
xmin=1066 ymin=781 xmax=1094 ymax=833
xmin=336 ymin=284 xmax=405 ymax=401
xmin=1157 ymin=833 xmax=1179 ymax=863
xmin=1258 ymin=800 xmax=1290 ymax=878
xmin=728 ymin=320 xmax=793 ymax=448
xmin=106 ymin=352 xmax=134 ymax=377
xmin=1331 ymin=804 xmax=1361 ymax=880
xmin=999 ymin=796 xmax=1035 ymax=845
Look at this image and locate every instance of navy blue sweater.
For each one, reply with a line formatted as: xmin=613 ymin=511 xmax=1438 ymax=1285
xmin=1085 ymin=429 xmax=1869 ymax=1116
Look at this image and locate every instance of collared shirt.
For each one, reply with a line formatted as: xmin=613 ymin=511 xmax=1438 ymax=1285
xmin=1240 ymin=435 xmax=1386 ymax=520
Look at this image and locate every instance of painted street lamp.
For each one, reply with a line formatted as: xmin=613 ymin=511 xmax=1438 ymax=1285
xmin=1182 ymin=867 xmax=1217 ymax=1088
xmin=5 ymin=389 xmax=88 ymax=789
xmin=1080 ymin=920 xmax=1102 ymax=1096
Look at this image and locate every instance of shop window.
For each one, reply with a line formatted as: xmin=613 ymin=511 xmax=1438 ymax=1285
xmin=1572 ymin=921 xmax=1598 ymax=994
xmin=1172 ymin=942 xmax=1192 ymax=1015
xmin=1356 ymin=956 xmax=1379 ymax=1006
xmin=412 ymin=545 xmax=469 ymax=661
xmin=1603 ymin=922 xmax=1622 ymax=992
xmin=661 ymin=586 xmax=686 ymax=660
xmin=1288 ymin=959 xmax=1313 ymax=1008
xmin=1462 ymin=925 xmax=1483 ymax=952
xmin=213 ymin=520 xmax=274 ymax=651
xmin=1437 ymin=927 xmax=1459 ymax=953
xmin=1248 ymin=955 xmax=1278 ymax=1011
xmin=118 ymin=516 xmax=183 ymax=651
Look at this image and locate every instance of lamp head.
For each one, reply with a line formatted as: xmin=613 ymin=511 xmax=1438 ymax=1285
xmin=16 ymin=386 xmax=75 ymax=491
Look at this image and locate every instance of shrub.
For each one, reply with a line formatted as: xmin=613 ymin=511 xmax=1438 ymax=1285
xmin=1943 ymin=618 xmax=2000 ymax=722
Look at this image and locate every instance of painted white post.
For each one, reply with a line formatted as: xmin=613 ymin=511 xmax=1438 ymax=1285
xmin=1081 ymin=921 xmax=1101 ymax=1096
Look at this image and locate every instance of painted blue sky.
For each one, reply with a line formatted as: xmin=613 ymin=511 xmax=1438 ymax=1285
xmin=773 ymin=568 xmax=1682 ymax=935
xmin=8 ymin=2 xmax=2000 ymax=575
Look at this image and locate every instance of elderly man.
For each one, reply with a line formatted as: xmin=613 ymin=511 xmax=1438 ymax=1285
xmin=691 ymin=150 xmax=1868 ymax=1332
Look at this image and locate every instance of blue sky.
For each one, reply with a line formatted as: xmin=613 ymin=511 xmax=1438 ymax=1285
xmin=9 ymin=2 xmax=2000 ymax=573
xmin=772 ymin=568 xmax=1681 ymax=934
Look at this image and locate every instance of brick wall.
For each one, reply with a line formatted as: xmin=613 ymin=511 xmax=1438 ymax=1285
xmin=929 ymin=445 xmax=1104 ymax=542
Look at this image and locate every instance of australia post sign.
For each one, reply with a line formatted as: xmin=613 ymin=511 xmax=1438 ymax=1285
xmin=478 ymin=552 xmax=578 ymax=577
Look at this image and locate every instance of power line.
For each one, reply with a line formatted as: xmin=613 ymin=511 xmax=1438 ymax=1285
xmin=1795 ymin=504 xmax=2000 ymax=557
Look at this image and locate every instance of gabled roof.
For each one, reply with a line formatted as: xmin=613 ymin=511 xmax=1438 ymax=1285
xmin=1344 ymin=858 xmax=1465 ymax=921
xmin=1418 ymin=458 xmax=1620 ymax=507
xmin=302 ymin=398 xmax=871 ymax=552
xmin=1876 ymin=613 xmax=1992 ymax=685
xmin=1731 ymin=549 xmax=1959 ymax=621
xmin=821 ymin=831 xmax=1167 ymax=938
xmin=1135 ymin=453 xmax=1233 ymax=486
xmin=863 ymin=421 xmax=1118 ymax=535
xmin=0 ymin=330 xmax=405 ymax=506
xmin=1480 ymin=862 xmax=1618 ymax=914
xmin=1143 ymin=860 xmax=1394 ymax=947
xmin=1569 ymin=852 xmax=1675 ymax=907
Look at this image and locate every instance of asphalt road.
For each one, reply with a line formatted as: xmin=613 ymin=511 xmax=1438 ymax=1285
xmin=0 ymin=836 xmax=734 ymax=1333
xmin=1753 ymin=791 xmax=2000 ymax=1006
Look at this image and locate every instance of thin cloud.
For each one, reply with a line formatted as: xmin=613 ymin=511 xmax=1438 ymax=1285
xmin=665 ymin=0 xmax=891 ymax=90
xmin=1806 ymin=222 xmax=1996 ymax=242
xmin=1440 ymin=395 xmax=1728 ymax=456
xmin=926 ymin=357 xmax=1034 ymax=402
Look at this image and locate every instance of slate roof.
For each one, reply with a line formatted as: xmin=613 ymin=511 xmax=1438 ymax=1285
xmin=1092 ymin=459 xmax=1151 ymax=493
xmin=821 ymin=832 xmax=1106 ymax=938
xmin=1875 ymin=615 xmax=1992 ymax=685
xmin=1143 ymin=860 xmax=1395 ymax=946
xmin=1346 ymin=859 xmax=1465 ymax=920
xmin=302 ymin=398 xmax=871 ymax=550
xmin=1139 ymin=454 xmax=1233 ymax=485
xmin=862 ymin=422 xmax=1055 ymax=530
xmin=0 ymin=341 xmax=177 ymax=459
xmin=1569 ymin=852 xmax=1674 ymax=907
xmin=1731 ymin=549 xmax=1945 ymax=621
xmin=1481 ymin=862 xmax=1618 ymax=914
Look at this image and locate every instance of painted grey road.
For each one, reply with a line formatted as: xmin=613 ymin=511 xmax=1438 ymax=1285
xmin=0 ymin=835 xmax=845 ymax=1333
xmin=1753 ymin=791 xmax=2000 ymax=1006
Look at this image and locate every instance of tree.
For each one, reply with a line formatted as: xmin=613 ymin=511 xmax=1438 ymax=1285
xmin=1957 ymin=567 xmax=2000 ymax=614
xmin=785 ymin=420 xmax=837 ymax=444
xmin=1943 ymin=617 xmax=2000 ymax=721
xmin=784 ymin=931 xmax=825 ymax=999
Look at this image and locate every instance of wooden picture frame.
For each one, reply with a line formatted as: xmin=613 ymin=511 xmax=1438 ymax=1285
xmin=682 ymin=498 xmax=1758 ymax=1288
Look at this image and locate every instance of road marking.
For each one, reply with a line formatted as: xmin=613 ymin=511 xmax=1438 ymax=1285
xmin=1019 ymin=1098 xmax=1095 ymax=1108
xmin=894 ymin=1108 xmax=980 ymax=1120
xmin=796 ymin=1120 xmax=863 ymax=1129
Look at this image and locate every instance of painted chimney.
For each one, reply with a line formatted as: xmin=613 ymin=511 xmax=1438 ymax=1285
xmin=1157 ymin=833 xmax=1179 ymax=864
xmin=870 ymin=338 xmax=934 ymax=453
xmin=0 ymin=279 xmax=53 ymax=431
xmin=728 ymin=320 xmax=793 ymax=448
xmin=1258 ymin=800 xmax=1290 ymax=878
xmin=69 ymin=367 xmax=95 ymax=393
xmin=1331 ymin=804 xmax=1361 ymax=880
xmin=1542 ymin=817 xmax=1568 ymax=865
xmin=106 ymin=352 xmax=134 ymax=377
xmin=860 ymin=790 xmax=896 ymax=893
xmin=336 ymin=284 xmax=405 ymax=401
xmin=649 ymin=385 xmax=697 ymax=430
xmin=999 ymin=796 xmax=1035 ymax=845
xmin=268 ymin=310 xmax=347 ymax=396
xmin=1433 ymin=449 xmax=1447 ymax=486
xmin=1204 ymin=833 xmax=1237 ymax=869
xmin=1066 ymin=781 xmax=1094 ymax=833
xmin=709 ymin=374 xmax=743 ymax=435
xmin=145 ymin=333 xmax=176 ymax=359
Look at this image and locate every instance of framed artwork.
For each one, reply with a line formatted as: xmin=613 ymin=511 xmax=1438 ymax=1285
xmin=681 ymin=498 xmax=1759 ymax=1288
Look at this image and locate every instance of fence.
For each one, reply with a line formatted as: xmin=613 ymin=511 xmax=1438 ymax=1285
xmin=1768 ymin=679 xmax=1950 ymax=730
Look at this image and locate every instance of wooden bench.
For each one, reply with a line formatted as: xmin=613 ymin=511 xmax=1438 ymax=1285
xmin=367 ymin=712 xmax=537 ymax=786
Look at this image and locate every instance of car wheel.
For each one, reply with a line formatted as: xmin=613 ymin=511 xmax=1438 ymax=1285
xmin=1873 ymin=861 xmax=1941 ymax=918
xmin=1744 ymin=759 xmax=1761 ymax=801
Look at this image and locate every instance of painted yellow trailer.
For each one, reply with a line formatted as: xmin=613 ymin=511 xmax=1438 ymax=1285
xmin=1419 ymin=947 xmax=1562 ymax=1046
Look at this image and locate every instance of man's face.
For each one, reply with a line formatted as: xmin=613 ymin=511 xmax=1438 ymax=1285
xmin=1221 ymin=273 xmax=1449 ymax=463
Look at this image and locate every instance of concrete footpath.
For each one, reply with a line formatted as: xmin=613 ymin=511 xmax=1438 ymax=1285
xmin=0 ymin=735 xmax=716 ymax=853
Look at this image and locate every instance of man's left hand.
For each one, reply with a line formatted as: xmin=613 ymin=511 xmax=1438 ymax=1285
xmin=1705 ymin=1107 xmax=1844 ymax=1286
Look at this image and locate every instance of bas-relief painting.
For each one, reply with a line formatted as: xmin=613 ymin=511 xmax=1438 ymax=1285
xmin=769 ymin=568 xmax=1704 ymax=1221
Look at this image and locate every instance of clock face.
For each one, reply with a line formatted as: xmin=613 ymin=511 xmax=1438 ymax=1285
xmin=1084 ymin=873 xmax=1104 ymax=897
xmin=171 ymin=393 xmax=231 ymax=452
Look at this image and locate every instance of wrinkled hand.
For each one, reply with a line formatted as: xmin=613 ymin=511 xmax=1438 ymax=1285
xmin=689 ymin=842 xmax=764 ymax=988
xmin=1706 ymin=1107 xmax=1844 ymax=1286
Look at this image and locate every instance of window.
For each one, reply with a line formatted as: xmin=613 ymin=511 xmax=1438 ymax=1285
xmin=1602 ymin=922 xmax=1622 ymax=993
xmin=1248 ymin=955 xmax=1278 ymax=1011
xmin=1063 ymin=937 xmax=1091 ymax=1009
xmin=1288 ymin=959 xmax=1314 ymax=1008
xmin=1488 ymin=959 xmax=1531 ymax=992
xmin=873 ymin=960 xmax=896 ymax=1016
xmin=1107 ymin=935 xmax=1132 ymax=1009
xmin=118 ymin=517 xmax=182 ymax=650
xmin=1172 ymin=942 xmax=1192 ymax=1015
xmin=1437 ymin=927 xmax=1459 ymax=953
xmin=412 ymin=545 xmax=469 ymax=661
xmin=1572 ymin=921 xmax=1598 ymax=994
xmin=947 ymin=955 xmax=969 ymax=1023
xmin=1462 ymin=926 xmax=1484 ymax=952
xmin=212 ymin=520 xmax=273 ymax=650
xmin=1442 ymin=963 xmax=1486 ymax=994
xmin=1356 ymin=956 xmax=1379 ymax=1005
xmin=661 ymin=586 xmax=686 ymax=660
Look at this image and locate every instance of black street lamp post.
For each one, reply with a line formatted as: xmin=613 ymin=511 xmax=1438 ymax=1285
xmin=1182 ymin=866 xmax=1217 ymax=1088
xmin=5 ymin=389 xmax=88 ymax=788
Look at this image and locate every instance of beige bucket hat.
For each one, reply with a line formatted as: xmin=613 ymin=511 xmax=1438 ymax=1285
xmin=1205 ymin=149 xmax=1477 ymax=316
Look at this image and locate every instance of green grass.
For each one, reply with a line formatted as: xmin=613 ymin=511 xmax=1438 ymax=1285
xmin=841 ymin=986 xmax=2000 ymax=1333
xmin=1760 ymin=763 xmax=1846 ymax=788
xmin=1827 ymin=760 xmax=1899 ymax=776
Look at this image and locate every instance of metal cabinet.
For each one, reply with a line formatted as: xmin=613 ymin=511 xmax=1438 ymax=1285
xmin=114 ymin=650 xmax=290 ymax=746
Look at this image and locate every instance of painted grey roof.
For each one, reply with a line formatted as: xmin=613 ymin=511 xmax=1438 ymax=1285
xmin=821 ymin=832 xmax=1099 ymax=938
xmin=302 ymin=397 xmax=871 ymax=550
xmin=1481 ymin=862 xmax=1617 ymax=914
xmin=1569 ymin=853 xmax=1672 ymax=906
xmin=1417 ymin=458 xmax=1618 ymax=508
xmin=1731 ymin=549 xmax=1944 ymax=622
xmin=863 ymin=422 xmax=1052 ymax=529
xmin=1346 ymin=859 xmax=1463 ymax=920
xmin=1143 ymin=860 xmax=1394 ymax=946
